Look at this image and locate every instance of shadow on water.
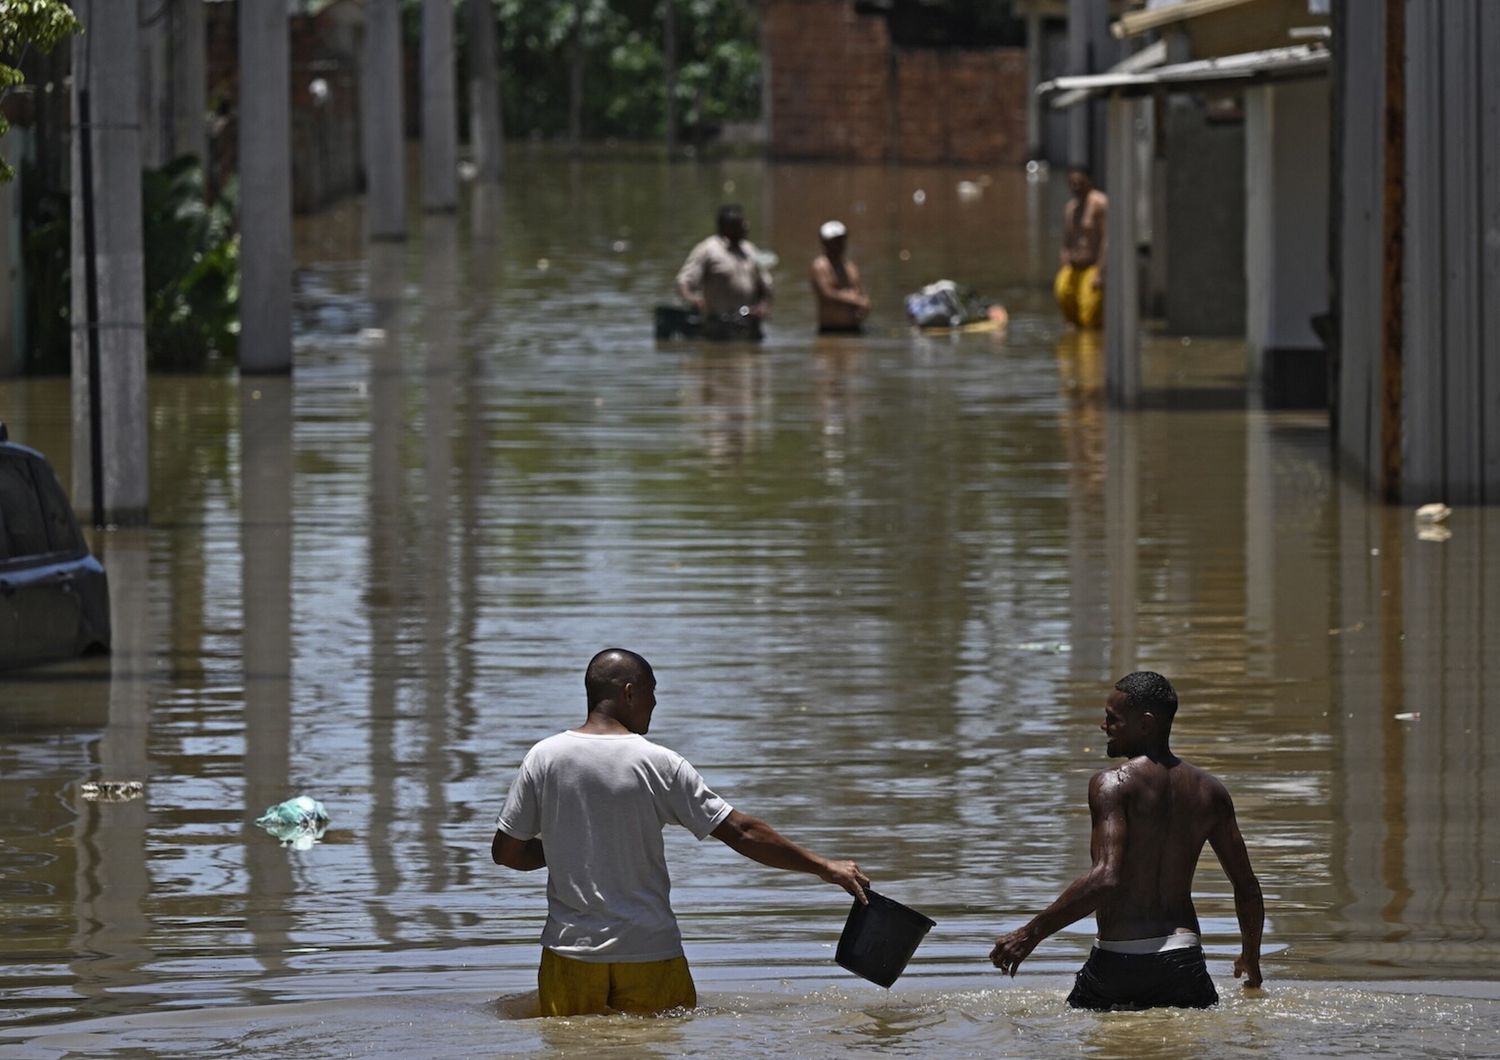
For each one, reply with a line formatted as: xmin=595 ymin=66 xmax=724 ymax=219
xmin=1 ymin=153 xmax=1499 ymax=1054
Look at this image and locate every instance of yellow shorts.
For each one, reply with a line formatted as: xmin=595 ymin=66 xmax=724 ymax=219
xmin=538 ymin=948 xmax=697 ymax=1017
xmin=1054 ymin=265 xmax=1104 ymax=329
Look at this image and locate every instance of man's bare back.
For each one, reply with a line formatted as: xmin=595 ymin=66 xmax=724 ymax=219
xmin=1092 ymin=754 xmax=1242 ymax=940
xmin=990 ymin=672 xmax=1263 ymax=1010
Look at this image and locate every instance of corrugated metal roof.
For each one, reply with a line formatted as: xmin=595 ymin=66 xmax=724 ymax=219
xmin=1038 ymin=42 xmax=1328 ymax=106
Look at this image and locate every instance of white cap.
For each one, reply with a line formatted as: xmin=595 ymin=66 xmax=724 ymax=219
xmin=819 ymin=220 xmax=847 ymax=241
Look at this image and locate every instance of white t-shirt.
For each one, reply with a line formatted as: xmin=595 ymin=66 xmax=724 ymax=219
xmin=496 ymin=731 xmax=734 ymax=962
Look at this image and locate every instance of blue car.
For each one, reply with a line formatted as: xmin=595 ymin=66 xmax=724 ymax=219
xmin=0 ymin=424 xmax=111 ymax=670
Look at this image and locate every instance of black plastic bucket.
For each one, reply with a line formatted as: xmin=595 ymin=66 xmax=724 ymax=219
xmin=834 ymin=888 xmax=937 ymax=988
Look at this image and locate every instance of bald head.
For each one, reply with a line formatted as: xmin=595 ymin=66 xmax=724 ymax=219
xmin=585 ymin=648 xmax=654 ymax=709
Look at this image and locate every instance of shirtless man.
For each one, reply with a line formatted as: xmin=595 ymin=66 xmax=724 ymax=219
xmin=1054 ymin=166 xmax=1108 ymax=329
xmin=809 ymin=220 xmax=870 ymax=334
xmin=989 ymin=671 xmax=1263 ymax=1010
xmin=676 ymin=204 xmax=773 ymax=341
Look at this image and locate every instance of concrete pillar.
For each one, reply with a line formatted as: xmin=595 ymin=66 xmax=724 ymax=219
xmin=139 ymin=0 xmax=206 ymax=167
xmin=71 ymin=2 xmax=150 ymax=525
xmin=1025 ymin=10 xmax=1042 ymax=160
xmin=1104 ymin=94 xmax=1140 ymax=408
xmin=421 ymin=0 xmax=458 ymax=211
xmin=363 ymin=0 xmax=407 ymax=239
xmin=0 ymin=130 xmax=20 ymax=377
xmin=138 ymin=0 xmax=168 ymax=168
xmin=173 ymin=0 xmax=208 ymax=165
xmin=238 ymin=1 xmax=292 ymax=374
xmin=467 ymin=0 xmax=504 ymax=182
xmin=1066 ymin=0 xmax=1112 ymax=174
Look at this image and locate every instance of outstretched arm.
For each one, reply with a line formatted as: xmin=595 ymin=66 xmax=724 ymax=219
xmin=1209 ymin=794 xmax=1264 ymax=988
xmin=492 ymin=830 xmax=546 ymax=871
xmin=990 ymin=770 xmax=1126 ymax=976
xmin=711 ymin=809 xmax=868 ymax=902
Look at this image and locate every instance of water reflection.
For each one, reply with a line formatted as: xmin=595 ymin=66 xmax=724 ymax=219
xmin=241 ymin=376 xmax=295 ymax=978
xmin=72 ymin=529 xmax=152 ymax=1014
xmin=1 ymin=156 xmax=1498 ymax=1054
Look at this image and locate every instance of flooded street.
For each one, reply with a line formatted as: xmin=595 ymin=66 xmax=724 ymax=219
xmin=2 ymin=154 xmax=1498 ymax=1057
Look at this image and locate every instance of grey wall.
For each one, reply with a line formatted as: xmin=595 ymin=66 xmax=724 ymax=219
xmin=1164 ymin=97 xmax=1245 ymax=336
xmin=1334 ymin=0 xmax=1384 ymax=486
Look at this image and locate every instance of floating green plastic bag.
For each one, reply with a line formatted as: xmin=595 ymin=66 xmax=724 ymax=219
xmin=255 ymin=795 xmax=329 ymax=850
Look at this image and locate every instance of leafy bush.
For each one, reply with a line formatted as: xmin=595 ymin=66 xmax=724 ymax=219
xmin=22 ymin=155 xmax=239 ymax=374
xmin=140 ymin=156 xmax=239 ymax=372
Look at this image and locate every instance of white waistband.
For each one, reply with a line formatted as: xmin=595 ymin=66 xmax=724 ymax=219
xmin=1095 ymin=932 xmax=1201 ymax=955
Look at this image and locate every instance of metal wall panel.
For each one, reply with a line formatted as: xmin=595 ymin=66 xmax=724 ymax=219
xmin=1335 ymin=2 xmax=1382 ymax=484
xmin=1482 ymin=3 xmax=1500 ymax=499
xmin=1401 ymin=0 xmax=1445 ymax=500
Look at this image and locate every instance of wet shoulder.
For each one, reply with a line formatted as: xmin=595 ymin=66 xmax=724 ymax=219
xmin=1171 ymin=757 xmax=1233 ymax=812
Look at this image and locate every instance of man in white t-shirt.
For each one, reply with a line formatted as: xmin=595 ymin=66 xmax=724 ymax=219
xmin=493 ymin=647 xmax=869 ymax=1016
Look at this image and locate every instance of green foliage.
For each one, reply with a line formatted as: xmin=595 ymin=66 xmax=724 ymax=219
xmin=140 ymin=157 xmax=239 ymax=372
xmin=23 ymin=156 xmax=240 ymax=375
xmin=0 ymin=0 xmax=81 ymax=181
xmin=483 ymin=0 xmax=761 ymax=142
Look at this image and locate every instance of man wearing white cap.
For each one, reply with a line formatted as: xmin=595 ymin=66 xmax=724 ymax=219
xmin=810 ymin=220 xmax=870 ymax=334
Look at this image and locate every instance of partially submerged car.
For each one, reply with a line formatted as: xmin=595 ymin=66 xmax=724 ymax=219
xmin=0 ymin=424 xmax=111 ymax=670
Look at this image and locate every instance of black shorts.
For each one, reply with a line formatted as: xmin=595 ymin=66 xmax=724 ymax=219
xmin=1066 ymin=945 xmax=1220 ymax=1011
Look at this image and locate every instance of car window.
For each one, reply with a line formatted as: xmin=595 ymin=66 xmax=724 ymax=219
xmin=0 ymin=455 xmax=51 ymax=558
xmin=30 ymin=458 xmax=83 ymax=554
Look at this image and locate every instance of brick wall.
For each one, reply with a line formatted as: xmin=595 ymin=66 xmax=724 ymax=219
xmin=766 ymin=0 xmax=1028 ymax=166
xmin=767 ymin=0 xmax=891 ymax=162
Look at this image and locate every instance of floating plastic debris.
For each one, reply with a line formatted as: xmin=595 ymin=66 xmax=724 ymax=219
xmin=912 ymin=189 xmax=927 ymax=205
xmin=1417 ymin=525 xmax=1452 ymax=543
xmin=536 ymin=258 xmax=551 ymax=271
xmin=255 ymin=796 xmax=329 ymax=851
xmin=1393 ymin=712 xmax=1421 ymax=721
xmin=957 ymin=180 xmax=982 ymax=201
xmin=1415 ymin=502 xmax=1451 ymax=523
xmin=81 ymin=780 xmax=144 ymax=803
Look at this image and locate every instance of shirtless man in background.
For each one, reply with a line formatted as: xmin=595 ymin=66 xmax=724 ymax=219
xmin=809 ymin=220 xmax=870 ymax=334
xmin=1053 ymin=166 xmax=1108 ymax=329
xmin=990 ymin=671 xmax=1263 ymax=1010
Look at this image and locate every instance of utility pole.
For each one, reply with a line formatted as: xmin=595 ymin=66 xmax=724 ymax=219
xmin=467 ymin=0 xmax=504 ymax=182
xmin=363 ymin=0 xmax=407 ymax=238
xmin=238 ymin=1 xmax=293 ymax=374
xmin=422 ymin=0 xmax=458 ymax=211
xmin=70 ymin=0 xmax=149 ymax=526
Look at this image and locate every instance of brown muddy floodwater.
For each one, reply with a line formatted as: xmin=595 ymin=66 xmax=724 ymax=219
xmin=1 ymin=154 xmax=1498 ymax=1058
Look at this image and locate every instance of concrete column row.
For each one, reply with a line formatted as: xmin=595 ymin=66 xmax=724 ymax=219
xmin=70 ymin=0 xmax=496 ymax=522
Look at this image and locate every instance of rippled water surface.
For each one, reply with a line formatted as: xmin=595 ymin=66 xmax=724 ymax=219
xmin=2 ymin=155 xmax=1498 ymax=1057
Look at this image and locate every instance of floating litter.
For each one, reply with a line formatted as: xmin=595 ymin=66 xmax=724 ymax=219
xmin=1394 ymin=712 xmax=1421 ymax=721
xmin=1415 ymin=503 xmax=1451 ymax=524
xmin=256 ymin=796 xmax=330 ymax=851
xmin=81 ymin=781 xmax=144 ymax=803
